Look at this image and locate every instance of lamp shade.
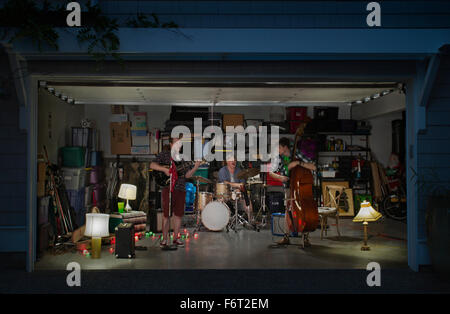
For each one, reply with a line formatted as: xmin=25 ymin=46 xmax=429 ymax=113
xmin=118 ymin=184 xmax=137 ymax=200
xmin=84 ymin=213 xmax=110 ymax=238
xmin=353 ymin=201 xmax=382 ymax=222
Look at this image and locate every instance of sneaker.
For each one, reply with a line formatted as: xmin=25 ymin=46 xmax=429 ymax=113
xmin=160 ymin=240 xmax=168 ymax=248
xmin=173 ymin=238 xmax=185 ymax=247
xmin=277 ymin=235 xmax=290 ymax=245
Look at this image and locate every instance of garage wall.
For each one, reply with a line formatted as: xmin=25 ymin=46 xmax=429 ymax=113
xmin=37 ymin=89 xmax=85 ymax=164
xmin=0 ymin=49 xmax=27 ymax=251
xmin=368 ymin=111 xmax=404 ymax=167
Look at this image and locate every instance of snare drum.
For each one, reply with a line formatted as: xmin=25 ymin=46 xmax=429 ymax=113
xmin=197 ymin=192 xmax=213 ymax=211
xmin=201 ymin=201 xmax=231 ymax=231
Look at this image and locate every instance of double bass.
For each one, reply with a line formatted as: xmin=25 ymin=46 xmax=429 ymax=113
xmin=285 ymin=121 xmax=319 ymax=246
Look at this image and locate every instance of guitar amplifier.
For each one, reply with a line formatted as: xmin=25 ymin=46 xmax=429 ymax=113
xmin=115 ymin=223 xmax=135 ymax=259
xmin=271 ymin=213 xmax=287 ymax=236
xmin=271 ymin=213 xmax=300 ymax=238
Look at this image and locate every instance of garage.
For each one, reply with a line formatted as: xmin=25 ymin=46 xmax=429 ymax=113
xmin=31 ymin=64 xmax=409 ymax=270
xmin=0 ymin=2 xmax=449 ymax=290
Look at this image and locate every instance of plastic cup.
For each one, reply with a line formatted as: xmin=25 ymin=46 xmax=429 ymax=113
xmin=117 ymin=202 xmax=125 ymax=213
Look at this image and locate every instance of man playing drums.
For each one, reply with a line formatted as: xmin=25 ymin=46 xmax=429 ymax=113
xmin=218 ymin=155 xmax=254 ymax=224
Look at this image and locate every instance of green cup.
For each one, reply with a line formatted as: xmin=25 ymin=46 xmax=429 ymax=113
xmin=117 ymin=202 xmax=125 ymax=213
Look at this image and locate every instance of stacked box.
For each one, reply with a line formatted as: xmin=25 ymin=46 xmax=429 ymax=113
xmin=110 ymin=122 xmax=132 ymax=155
xmin=110 ymin=114 xmax=128 ymax=123
xmin=131 ymin=112 xmax=147 ymax=130
xmin=223 ymin=114 xmax=244 ymax=130
xmin=131 ymin=113 xmax=150 ymax=154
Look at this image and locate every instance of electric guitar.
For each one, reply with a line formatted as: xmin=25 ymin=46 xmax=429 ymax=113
xmin=153 ymin=160 xmax=207 ymax=187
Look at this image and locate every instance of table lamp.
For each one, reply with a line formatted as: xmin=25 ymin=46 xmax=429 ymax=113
xmin=84 ymin=213 xmax=110 ymax=258
xmin=353 ymin=201 xmax=382 ymax=251
xmin=118 ymin=184 xmax=137 ymax=212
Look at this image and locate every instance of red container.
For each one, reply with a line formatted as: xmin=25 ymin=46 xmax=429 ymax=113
xmin=266 ymin=173 xmax=284 ymax=186
xmin=286 ymin=107 xmax=307 ymax=121
xmin=289 ymin=120 xmax=303 ymax=134
xmin=92 ymin=184 xmax=105 ymax=205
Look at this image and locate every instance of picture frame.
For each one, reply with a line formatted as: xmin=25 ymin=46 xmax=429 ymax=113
xmin=338 ymin=188 xmax=355 ymax=217
xmin=321 ymin=180 xmax=349 ymax=207
xmin=321 ymin=181 xmax=355 ymax=217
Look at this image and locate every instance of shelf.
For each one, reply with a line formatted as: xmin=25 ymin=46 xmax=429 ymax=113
xmin=304 ymin=132 xmax=371 ymax=136
xmin=318 ymin=150 xmax=370 ymax=154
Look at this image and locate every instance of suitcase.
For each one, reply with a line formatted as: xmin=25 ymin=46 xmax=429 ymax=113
xmin=115 ymin=223 xmax=135 ymax=259
xmin=339 ymin=119 xmax=357 ymax=132
xmin=313 ymin=107 xmax=339 ymax=120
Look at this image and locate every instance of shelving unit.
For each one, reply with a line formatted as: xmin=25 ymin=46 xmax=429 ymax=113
xmin=297 ymin=131 xmax=372 ymax=206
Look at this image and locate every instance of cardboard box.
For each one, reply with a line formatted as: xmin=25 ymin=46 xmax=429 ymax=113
xmin=37 ymin=162 xmax=46 ymax=181
xmin=223 ymin=114 xmax=244 ymax=130
xmin=37 ymin=180 xmax=46 ymax=198
xmin=131 ymin=145 xmax=150 ymax=155
xmin=132 ymin=136 xmax=150 ymax=147
xmin=111 ymin=105 xmax=124 ymax=114
xmin=110 ymin=122 xmax=131 ymax=155
xmin=131 ymin=112 xmax=147 ymax=130
xmin=110 ymin=114 xmax=129 ymax=123
xmin=131 ymin=130 xmax=150 ymax=147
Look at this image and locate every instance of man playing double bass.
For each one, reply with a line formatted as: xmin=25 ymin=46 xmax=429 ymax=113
xmin=269 ymin=137 xmax=316 ymax=246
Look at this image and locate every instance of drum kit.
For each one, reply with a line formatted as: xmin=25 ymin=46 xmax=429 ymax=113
xmin=189 ymin=167 xmax=269 ymax=233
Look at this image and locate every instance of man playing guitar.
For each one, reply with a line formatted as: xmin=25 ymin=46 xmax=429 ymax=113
xmin=150 ymin=136 xmax=202 ymax=249
xmin=269 ymin=137 xmax=316 ymax=245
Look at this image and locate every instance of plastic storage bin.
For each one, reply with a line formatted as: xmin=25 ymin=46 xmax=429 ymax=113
xmin=62 ymin=167 xmax=86 ymax=191
xmin=286 ymin=107 xmax=307 ymax=121
xmin=61 ymin=147 xmax=86 ymax=167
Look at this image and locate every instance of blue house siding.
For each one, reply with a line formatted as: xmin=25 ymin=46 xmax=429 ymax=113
xmin=0 ymin=50 xmax=28 ymax=251
xmin=417 ymin=55 xmax=450 ymax=254
xmin=97 ymin=0 xmax=450 ymax=29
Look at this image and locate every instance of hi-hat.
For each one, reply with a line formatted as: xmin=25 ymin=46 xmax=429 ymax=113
xmin=237 ymin=168 xmax=260 ymax=179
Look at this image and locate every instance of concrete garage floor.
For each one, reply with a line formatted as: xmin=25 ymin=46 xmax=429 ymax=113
xmin=35 ymin=216 xmax=407 ymax=270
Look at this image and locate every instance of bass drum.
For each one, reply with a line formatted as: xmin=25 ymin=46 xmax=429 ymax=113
xmin=201 ymin=201 xmax=230 ymax=231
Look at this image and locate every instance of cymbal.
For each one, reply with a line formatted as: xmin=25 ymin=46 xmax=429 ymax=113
xmin=237 ymin=168 xmax=260 ymax=179
xmin=189 ymin=176 xmax=213 ymax=184
xmin=247 ymin=180 xmax=263 ymax=185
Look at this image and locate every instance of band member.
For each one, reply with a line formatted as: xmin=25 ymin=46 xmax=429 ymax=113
xmin=150 ymin=136 xmax=201 ymax=249
xmin=218 ymin=155 xmax=254 ymax=223
xmin=269 ymin=137 xmax=316 ymax=245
